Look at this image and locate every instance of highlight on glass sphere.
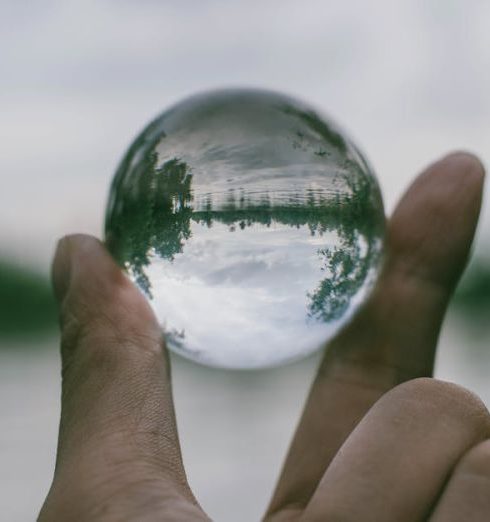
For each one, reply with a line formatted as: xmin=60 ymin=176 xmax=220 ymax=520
xmin=105 ymin=88 xmax=385 ymax=369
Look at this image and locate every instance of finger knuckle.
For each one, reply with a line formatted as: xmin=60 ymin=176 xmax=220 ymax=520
xmin=383 ymin=377 xmax=490 ymax=435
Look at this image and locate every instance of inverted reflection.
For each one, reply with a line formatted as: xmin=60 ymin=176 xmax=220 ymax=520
xmin=106 ymin=89 xmax=384 ymax=368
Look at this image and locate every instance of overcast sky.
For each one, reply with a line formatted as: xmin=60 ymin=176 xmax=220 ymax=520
xmin=1 ymin=0 xmax=489 ymax=270
xmin=2 ymin=3 xmax=490 ymax=519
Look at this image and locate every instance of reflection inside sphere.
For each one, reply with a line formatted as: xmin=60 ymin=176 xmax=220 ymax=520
xmin=105 ymin=89 xmax=385 ymax=369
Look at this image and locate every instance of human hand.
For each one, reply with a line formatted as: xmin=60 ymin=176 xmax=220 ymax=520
xmin=39 ymin=152 xmax=489 ymax=521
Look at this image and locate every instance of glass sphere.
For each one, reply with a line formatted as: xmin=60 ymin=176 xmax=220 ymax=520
xmin=105 ymin=89 xmax=385 ymax=369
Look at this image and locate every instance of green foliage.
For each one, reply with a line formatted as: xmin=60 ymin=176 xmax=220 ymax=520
xmin=453 ymin=260 xmax=490 ymax=323
xmin=0 ymin=261 xmax=57 ymax=341
xmin=106 ymin=149 xmax=194 ymax=297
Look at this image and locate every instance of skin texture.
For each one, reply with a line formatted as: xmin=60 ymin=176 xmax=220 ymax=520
xmin=38 ymin=152 xmax=490 ymax=522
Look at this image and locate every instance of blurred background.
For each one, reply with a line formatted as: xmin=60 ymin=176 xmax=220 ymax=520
xmin=1 ymin=1 xmax=490 ymax=520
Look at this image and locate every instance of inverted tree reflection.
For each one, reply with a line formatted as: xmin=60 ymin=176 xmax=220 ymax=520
xmin=107 ymin=150 xmax=383 ymax=322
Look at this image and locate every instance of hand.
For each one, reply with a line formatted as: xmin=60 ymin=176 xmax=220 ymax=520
xmin=39 ymin=152 xmax=489 ymax=522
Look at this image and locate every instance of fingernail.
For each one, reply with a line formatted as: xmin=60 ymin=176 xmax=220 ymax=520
xmin=51 ymin=236 xmax=73 ymax=304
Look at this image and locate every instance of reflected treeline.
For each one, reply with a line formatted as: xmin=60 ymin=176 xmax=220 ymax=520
xmin=106 ymin=148 xmax=384 ymax=322
xmin=280 ymin=104 xmax=350 ymax=156
xmin=107 ymin=153 xmax=193 ymax=295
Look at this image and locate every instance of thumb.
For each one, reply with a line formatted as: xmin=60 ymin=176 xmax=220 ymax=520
xmin=45 ymin=234 xmax=193 ymax=514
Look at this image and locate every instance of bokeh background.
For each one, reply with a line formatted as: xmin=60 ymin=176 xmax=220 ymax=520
xmin=1 ymin=1 xmax=490 ymax=520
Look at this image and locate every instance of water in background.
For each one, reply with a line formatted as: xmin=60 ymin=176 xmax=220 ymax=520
xmin=1 ymin=309 xmax=490 ymax=522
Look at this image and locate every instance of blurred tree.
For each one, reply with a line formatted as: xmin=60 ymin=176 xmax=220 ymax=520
xmin=0 ymin=261 xmax=56 ymax=341
xmin=452 ymin=260 xmax=490 ymax=328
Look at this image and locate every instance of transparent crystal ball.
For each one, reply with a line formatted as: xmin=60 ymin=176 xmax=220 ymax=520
xmin=105 ymin=89 xmax=385 ymax=369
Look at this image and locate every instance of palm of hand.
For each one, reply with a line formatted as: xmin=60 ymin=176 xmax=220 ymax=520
xmin=39 ymin=153 xmax=490 ymax=522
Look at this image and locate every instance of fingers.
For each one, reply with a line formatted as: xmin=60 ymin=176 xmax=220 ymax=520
xmin=302 ymin=379 xmax=490 ymax=522
xmin=266 ymin=152 xmax=485 ymax=519
xmin=387 ymin=151 xmax=485 ymax=290
xmin=429 ymin=439 xmax=490 ymax=521
xmin=43 ymin=234 xmax=195 ymax=516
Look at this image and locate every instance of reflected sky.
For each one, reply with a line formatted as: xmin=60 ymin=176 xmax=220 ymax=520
xmin=106 ymin=89 xmax=384 ymax=368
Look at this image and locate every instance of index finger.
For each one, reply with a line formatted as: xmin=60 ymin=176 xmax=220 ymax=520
xmin=265 ymin=152 xmax=485 ymax=520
